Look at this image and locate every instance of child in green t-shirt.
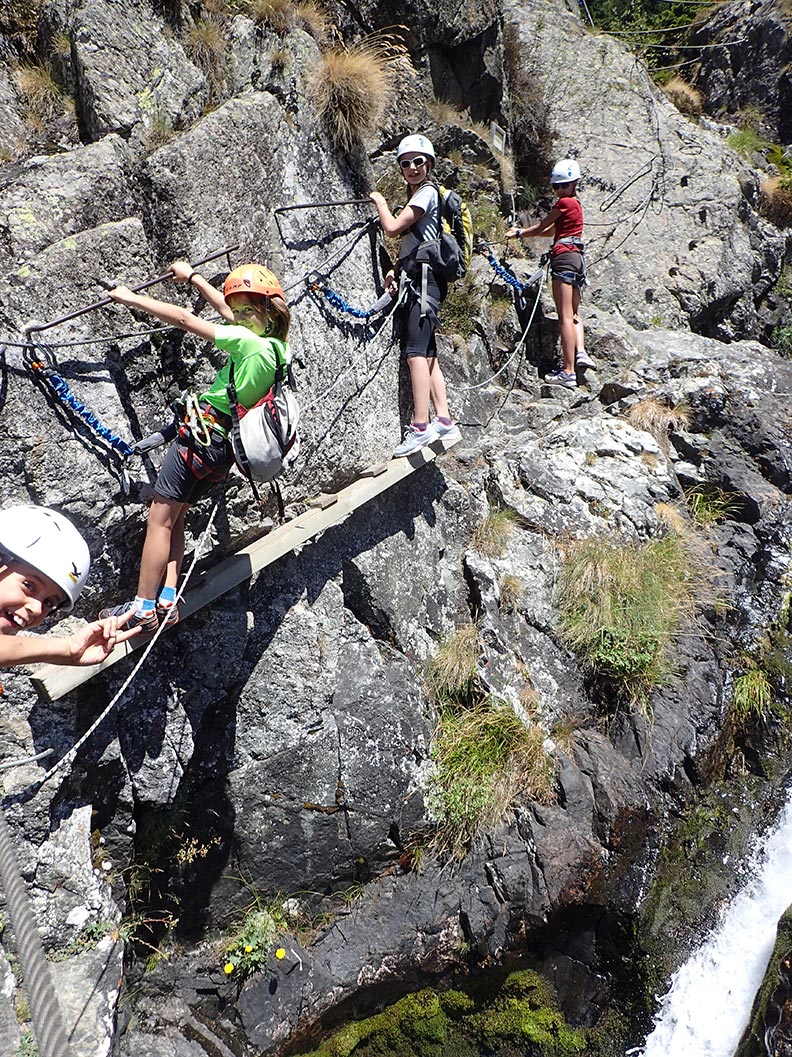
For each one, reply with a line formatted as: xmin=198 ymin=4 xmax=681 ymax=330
xmin=99 ymin=261 xmax=291 ymax=631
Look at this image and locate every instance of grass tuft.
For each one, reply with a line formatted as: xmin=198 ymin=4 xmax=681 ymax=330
xmin=500 ymin=574 xmax=524 ymax=613
xmin=662 ymin=77 xmax=703 ymax=117
xmin=471 ymin=507 xmax=519 ymax=559
xmin=557 ymin=532 xmax=698 ymax=705
xmin=309 ymin=30 xmax=412 ymax=153
xmin=760 ymin=176 xmax=792 ymax=228
xmin=428 ymin=701 xmax=555 ymax=858
xmin=425 ymin=625 xmax=482 ymax=708
xmin=732 ymin=666 xmax=772 ymax=720
xmin=185 ymin=17 xmax=228 ymax=96
xmin=626 ymin=396 xmax=689 ymax=452
xmin=13 ymin=62 xmax=63 ymax=128
xmin=684 ymin=485 xmax=737 ymax=527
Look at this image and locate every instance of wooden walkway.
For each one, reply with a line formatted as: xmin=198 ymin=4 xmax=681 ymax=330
xmin=32 ymin=435 xmax=459 ymax=701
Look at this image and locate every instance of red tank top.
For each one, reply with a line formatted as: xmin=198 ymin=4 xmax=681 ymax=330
xmin=553 ymin=196 xmax=583 ymax=254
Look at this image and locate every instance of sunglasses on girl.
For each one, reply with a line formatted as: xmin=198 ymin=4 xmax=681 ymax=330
xmin=399 ymin=155 xmax=428 ymax=169
xmin=552 ymin=180 xmax=573 ymax=189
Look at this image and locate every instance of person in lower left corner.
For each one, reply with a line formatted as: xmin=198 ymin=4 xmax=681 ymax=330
xmin=0 ymin=505 xmax=138 ymax=668
xmin=506 ymin=157 xmax=592 ymax=390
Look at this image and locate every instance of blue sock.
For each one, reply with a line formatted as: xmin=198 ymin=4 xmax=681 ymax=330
xmin=134 ymin=596 xmax=156 ymax=614
xmin=438 ymin=416 xmax=452 ymax=426
xmin=413 ymin=422 xmax=428 ymax=431
xmin=157 ymin=586 xmax=177 ymax=606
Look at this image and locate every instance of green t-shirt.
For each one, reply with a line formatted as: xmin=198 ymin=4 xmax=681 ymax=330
xmin=200 ymin=325 xmax=289 ymax=417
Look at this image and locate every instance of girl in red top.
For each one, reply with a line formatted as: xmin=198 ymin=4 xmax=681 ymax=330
xmin=506 ymin=159 xmax=591 ymax=389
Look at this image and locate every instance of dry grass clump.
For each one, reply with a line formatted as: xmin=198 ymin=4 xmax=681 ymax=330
xmin=427 ymin=700 xmax=556 ymax=858
xmin=557 ymin=530 xmax=700 ymax=705
xmin=760 ymin=176 xmax=792 ymax=228
xmin=500 ymin=574 xmax=524 ymax=613
xmin=237 ymin=0 xmax=327 ymax=37
xmin=185 ymin=17 xmax=228 ymax=95
xmin=663 ymin=77 xmax=703 ymax=117
xmin=425 ymin=624 xmax=482 ymax=708
xmin=309 ymin=30 xmax=413 ymax=153
xmin=13 ymin=62 xmax=63 ymax=129
xmin=471 ymin=507 xmax=519 ymax=559
xmin=626 ymin=396 xmax=689 ymax=453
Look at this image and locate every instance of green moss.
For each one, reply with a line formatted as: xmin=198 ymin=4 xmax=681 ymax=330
xmin=298 ymin=971 xmax=584 ymax=1057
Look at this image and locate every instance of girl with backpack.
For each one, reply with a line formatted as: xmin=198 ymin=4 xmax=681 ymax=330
xmin=506 ymin=158 xmax=592 ymax=389
xmin=369 ymin=134 xmax=460 ymax=457
xmin=99 ymin=261 xmax=292 ymax=631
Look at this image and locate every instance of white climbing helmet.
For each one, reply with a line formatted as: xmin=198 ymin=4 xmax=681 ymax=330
xmin=0 ymin=505 xmax=90 ymax=611
xmin=551 ymin=158 xmax=581 ymax=184
xmin=396 ymin=134 xmax=436 ymax=162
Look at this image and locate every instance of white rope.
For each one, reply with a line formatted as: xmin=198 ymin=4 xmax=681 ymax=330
xmin=6 ymin=501 xmax=221 ymax=794
xmin=450 ymin=278 xmax=544 ymax=392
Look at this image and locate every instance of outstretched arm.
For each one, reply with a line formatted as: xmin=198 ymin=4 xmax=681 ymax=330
xmin=506 ymin=208 xmax=558 ymax=240
xmin=110 ymin=285 xmax=219 ymax=341
xmin=0 ymin=615 xmax=140 ymax=668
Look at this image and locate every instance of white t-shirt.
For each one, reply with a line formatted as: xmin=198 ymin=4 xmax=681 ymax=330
xmin=399 ymin=183 xmax=439 ymax=259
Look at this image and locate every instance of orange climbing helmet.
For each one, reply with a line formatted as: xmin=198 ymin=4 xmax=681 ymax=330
xmin=223 ymin=264 xmax=284 ymax=305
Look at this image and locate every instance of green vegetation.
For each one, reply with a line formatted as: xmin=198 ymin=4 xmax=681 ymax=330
xmin=425 ymin=625 xmax=482 ymax=707
xmin=471 ymin=506 xmax=519 ymax=558
xmin=427 ymin=700 xmax=555 ymax=858
xmin=436 ymin=275 xmax=484 ymax=340
xmin=223 ymin=899 xmax=288 ymax=979
xmin=771 ymin=322 xmax=792 ymax=356
xmin=558 ymin=531 xmax=698 ymax=705
xmin=309 ymin=32 xmax=412 ymax=154
xmin=297 ymin=971 xmax=585 ymax=1057
xmin=17 ymin=1031 xmax=37 ymax=1057
xmin=732 ymin=666 xmax=773 ymax=719
xmin=684 ymin=485 xmax=737 ymax=527
xmin=584 ymin=0 xmax=715 ymax=73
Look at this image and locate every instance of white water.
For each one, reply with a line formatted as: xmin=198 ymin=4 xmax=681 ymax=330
xmin=637 ymin=794 xmax=792 ymax=1057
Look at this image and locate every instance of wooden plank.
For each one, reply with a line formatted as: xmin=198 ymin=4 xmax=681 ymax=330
xmin=32 ymin=434 xmax=459 ymax=702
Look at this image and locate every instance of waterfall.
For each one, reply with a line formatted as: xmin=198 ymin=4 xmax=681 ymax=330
xmin=636 ymin=794 xmax=792 ymax=1057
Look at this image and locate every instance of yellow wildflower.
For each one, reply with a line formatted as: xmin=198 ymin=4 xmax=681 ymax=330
xmin=224 ymin=962 xmax=235 ymax=974
xmin=275 ymin=947 xmax=286 ymax=960
xmin=245 ymin=945 xmax=253 ymax=953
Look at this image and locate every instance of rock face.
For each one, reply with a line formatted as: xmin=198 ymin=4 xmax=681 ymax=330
xmin=0 ymin=0 xmax=790 ymax=1056
xmin=692 ymin=0 xmax=792 ymax=142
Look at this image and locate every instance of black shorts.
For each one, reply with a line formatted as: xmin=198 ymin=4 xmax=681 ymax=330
xmin=551 ymin=250 xmax=585 ymax=289
xmin=397 ymin=266 xmax=447 ymax=359
xmin=154 ymin=431 xmax=234 ymax=504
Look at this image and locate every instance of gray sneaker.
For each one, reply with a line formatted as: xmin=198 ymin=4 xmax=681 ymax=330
xmin=544 ymin=369 xmax=577 ymax=389
xmin=575 ymin=349 xmax=596 ymax=370
xmin=393 ymin=424 xmax=438 ymax=457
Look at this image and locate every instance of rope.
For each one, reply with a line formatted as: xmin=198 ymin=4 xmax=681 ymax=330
xmin=40 ymin=369 xmax=134 ymax=457
xmin=0 ymin=811 xmax=72 ymax=1057
xmin=450 ymin=277 xmax=543 ymax=393
xmin=480 ymin=248 xmax=546 ymax=292
xmin=7 ymin=501 xmax=220 ymax=794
